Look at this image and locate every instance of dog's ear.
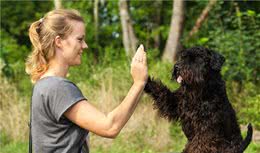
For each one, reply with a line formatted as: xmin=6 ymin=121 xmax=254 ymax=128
xmin=210 ymin=51 xmax=225 ymax=71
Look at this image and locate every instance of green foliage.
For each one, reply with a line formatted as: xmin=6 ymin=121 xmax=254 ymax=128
xmin=239 ymin=94 xmax=260 ymax=128
xmin=228 ymin=82 xmax=260 ymax=129
xmin=0 ymin=1 xmax=259 ymax=152
xmin=169 ymin=123 xmax=187 ymax=152
xmin=185 ymin=1 xmax=260 ymax=84
xmin=0 ymin=1 xmax=52 ymax=84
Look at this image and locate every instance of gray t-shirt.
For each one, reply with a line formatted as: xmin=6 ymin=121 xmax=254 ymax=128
xmin=31 ymin=76 xmax=89 ymax=153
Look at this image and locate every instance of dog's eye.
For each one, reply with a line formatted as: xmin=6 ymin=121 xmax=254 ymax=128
xmin=186 ymin=56 xmax=195 ymax=62
xmin=196 ymin=57 xmax=204 ymax=63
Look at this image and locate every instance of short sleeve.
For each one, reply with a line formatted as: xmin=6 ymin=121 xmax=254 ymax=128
xmin=49 ymin=80 xmax=86 ymax=122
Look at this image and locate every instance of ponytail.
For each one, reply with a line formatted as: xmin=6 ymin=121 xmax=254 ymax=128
xmin=26 ymin=20 xmax=49 ymax=83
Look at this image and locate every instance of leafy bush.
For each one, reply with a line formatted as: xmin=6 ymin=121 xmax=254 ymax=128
xmin=0 ymin=1 xmax=259 ymax=152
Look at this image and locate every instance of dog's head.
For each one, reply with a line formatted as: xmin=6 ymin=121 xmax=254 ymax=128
xmin=173 ymin=46 xmax=225 ymax=86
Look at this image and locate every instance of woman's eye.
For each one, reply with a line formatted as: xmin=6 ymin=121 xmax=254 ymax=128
xmin=78 ymin=38 xmax=83 ymax=41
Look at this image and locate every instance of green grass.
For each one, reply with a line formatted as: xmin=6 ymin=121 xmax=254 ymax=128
xmin=1 ymin=141 xmax=27 ymax=153
xmin=1 ymin=125 xmax=259 ymax=153
xmin=1 ymin=134 xmax=259 ymax=153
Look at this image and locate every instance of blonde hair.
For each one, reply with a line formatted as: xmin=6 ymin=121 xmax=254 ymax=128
xmin=26 ymin=9 xmax=84 ymax=83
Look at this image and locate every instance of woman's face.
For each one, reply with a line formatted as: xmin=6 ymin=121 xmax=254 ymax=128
xmin=60 ymin=20 xmax=88 ymax=66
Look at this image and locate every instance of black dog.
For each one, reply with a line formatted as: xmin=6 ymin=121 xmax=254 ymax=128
xmin=144 ymin=47 xmax=252 ymax=153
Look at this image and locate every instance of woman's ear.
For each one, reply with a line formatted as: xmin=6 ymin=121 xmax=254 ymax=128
xmin=55 ymin=35 xmax=62 ymax=48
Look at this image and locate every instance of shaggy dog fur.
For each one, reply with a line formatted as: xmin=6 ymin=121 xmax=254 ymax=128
xmin=144 ymin=47 xmax=253 ymax=153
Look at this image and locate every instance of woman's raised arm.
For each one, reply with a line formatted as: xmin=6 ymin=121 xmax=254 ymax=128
xmin=64 ymin=45 xmax=148 ymax=138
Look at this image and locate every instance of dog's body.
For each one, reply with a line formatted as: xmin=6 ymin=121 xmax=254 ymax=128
xmin=144 ymin=47 xmax=252 ymax=153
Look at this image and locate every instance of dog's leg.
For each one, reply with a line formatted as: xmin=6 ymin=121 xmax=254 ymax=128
xmin=144 ymin=77 xmax=179 ymax=121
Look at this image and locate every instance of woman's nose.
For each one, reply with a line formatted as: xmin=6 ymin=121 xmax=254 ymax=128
xmin=83 ymin=41 xmax=88 ymax=49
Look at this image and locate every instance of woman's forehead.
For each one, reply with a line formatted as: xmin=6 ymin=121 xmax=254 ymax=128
xmin=70 ymin=20 xmax=85 ymax=36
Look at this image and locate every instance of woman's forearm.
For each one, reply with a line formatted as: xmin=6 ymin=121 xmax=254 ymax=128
xmin=106 ymin=82 xmax=145 ymax=136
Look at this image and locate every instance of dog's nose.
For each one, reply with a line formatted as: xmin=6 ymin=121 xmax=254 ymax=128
xmin=172 ymin=64 xmax=179 ymax=80
xmin=174 ymin=64 xmax=180 ymax=71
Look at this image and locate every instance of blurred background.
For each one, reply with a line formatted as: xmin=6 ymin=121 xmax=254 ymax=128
xmin=0 ymin=0 xmax=259 ymax=153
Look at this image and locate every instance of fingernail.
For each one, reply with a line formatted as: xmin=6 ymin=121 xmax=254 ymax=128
xmin=140 ymin=44 xmax=144 ymax=50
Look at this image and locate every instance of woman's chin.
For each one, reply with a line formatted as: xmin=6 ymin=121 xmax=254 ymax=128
xmin=71 ymin=61 xmax=81 ymax=66
xmin=76 ymin=61 xmax=81 ymax=65
xmin=75 ymin=57 xmax=82 ymax=65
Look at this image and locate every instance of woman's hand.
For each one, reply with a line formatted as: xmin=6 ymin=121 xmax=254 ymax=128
xmin=131 ymin=44 xmax=148 ymax=86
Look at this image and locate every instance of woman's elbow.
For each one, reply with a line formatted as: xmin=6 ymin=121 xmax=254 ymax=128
xmin=105 ymin=133 xmax=118 ymax=139
xmin=104 ymin=128 xmax=120 ymax=139
xmin=102 ymin=115 xmax=121 ymax=138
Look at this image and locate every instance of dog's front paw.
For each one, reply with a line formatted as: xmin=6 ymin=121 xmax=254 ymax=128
xmin=144 ymin=76 xmax=152 ymax=93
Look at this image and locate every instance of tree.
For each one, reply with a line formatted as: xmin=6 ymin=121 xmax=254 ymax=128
xmin=94 ymin=0 xmax=99 ymax=45
xmin=162 ymin=0 xmax=185 ymax=63
xmin=54 ymin=0 xmax=62 ymax=9
xmin=119 ymin=0 xmax=138 ymax=57
xmin=153 ymin=0 xmax=163 ymax=49
xmin=187 ymin=0 xmax=217 ymax=40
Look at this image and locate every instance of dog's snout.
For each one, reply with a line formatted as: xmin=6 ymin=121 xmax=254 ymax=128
xmin=174 ymin=64 xmax=178 ymax=69
xmin=174 ymin=63 xmax=180 ymax=71
xmin=173 ymin=64 xmax=180 ymax=80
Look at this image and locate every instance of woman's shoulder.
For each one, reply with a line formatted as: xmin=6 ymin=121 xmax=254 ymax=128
xmin=34 ymin=76 xmax=76 ymax=91
xmin=36 ymin=76 xmax=69 ymax=84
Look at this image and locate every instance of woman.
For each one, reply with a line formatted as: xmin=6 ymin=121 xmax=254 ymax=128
xmin=26 ymin=9 xmax=148 ymax=153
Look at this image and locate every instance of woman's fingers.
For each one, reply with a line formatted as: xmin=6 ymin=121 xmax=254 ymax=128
xmin=130 ymin=44 xmax=148 ymax=85
xmin=132 ymin=44 xmax=145 ymax=63
xmin=142 ymin=51 xmax=147 ymax=65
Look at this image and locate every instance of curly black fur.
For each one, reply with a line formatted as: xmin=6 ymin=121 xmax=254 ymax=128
xmin=144 ymin=47 xmax=253 ymax=153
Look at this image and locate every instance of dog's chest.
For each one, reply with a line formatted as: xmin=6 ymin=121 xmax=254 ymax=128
xmin=178 ymin=98 xmax=214 ymax=139
xmin=179 ymin=98 xmax=213 ymax=126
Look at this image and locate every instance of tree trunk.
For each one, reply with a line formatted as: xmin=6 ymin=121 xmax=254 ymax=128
xmin=92 ymin=0 xmax=100 ymax=63
xmin=54 ymin=0 xmax=62 ymax=9
xmin=153 ymin=0 xmax=162 ymax=49
xmin=119 ymin=0 xmax=138 ymax=57
xmin=94 ymin=0 xmax=99 ymax=44
xmin=162 ymin=0 xmax=184 ymax=63
xmin=188 ymin=0 xmax=217 ymax=39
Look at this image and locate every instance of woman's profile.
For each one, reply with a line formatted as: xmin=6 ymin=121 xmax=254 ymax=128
xmin=26 ymin=9 xmax=147 ymax=153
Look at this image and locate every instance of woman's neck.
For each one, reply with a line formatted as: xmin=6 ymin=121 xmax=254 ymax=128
xmin=41 ymin=59 xmax=69 ymax=79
